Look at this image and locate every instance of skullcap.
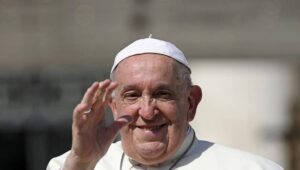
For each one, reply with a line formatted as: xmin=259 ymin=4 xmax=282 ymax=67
xmin=111 ymin=37 xmax=191 ymax=73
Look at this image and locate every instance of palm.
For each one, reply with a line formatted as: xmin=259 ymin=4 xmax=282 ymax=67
xmin=66 ymin=80 xmax=131 ymax=169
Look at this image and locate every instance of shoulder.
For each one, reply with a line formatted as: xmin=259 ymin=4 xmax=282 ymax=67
xmin=46 ymin=141 xmax=124 ymax=170
xmin=97 ymin=141 xmax=124 ymax=167
xmin=180 ymin=140 xmax=284 ymax=170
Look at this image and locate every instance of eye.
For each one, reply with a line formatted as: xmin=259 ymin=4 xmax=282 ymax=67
xmin=123 ymin=91 xmax=140 ymax=102
xmin=154 ymin=90 xmax=173 ymax=100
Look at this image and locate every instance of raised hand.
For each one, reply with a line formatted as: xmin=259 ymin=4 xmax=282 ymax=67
xmin=63 ymin=79 xmax=132 ymax=170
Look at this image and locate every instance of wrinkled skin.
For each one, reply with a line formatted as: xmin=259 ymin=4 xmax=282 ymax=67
xmin=110 ymin=54 xmax=202 ymax=165
xmin=63 ymin=54 xmax=201 ymax=170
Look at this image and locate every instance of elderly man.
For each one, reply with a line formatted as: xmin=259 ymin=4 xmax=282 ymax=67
xmin=47 ymin=37 xmax=283 ymax=170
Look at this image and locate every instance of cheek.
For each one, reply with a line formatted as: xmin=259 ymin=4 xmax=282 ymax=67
xmin=159 ymin=102 xmax=186 ymax=123
xmin=115 ymin=103 xmax=139 ymax=118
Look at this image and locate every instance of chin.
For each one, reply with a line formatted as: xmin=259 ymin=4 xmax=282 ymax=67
xmin=136 ymin=153 xmax=169 ymax=166
xmin=126 ymin=142 xmax=181 ymax=166
xmin=123 ymin=142 xmax=170 ymax=165
xmin=138 ymin=141 xmax=166 ymax=157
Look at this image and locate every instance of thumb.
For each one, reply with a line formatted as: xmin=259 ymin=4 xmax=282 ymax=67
xmin=107 ymin=115 xmax=133 ymax=137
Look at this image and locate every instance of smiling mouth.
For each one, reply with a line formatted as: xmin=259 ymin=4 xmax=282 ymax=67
xmin=133 ymin=123 xmax=167 ymax=130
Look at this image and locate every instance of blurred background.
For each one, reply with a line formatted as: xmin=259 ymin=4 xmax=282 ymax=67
xmin=0 ymin=0 xmax=299 ymax=169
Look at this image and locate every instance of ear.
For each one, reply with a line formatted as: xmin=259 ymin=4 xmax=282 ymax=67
xmin=108 ymin=98 xmax=118 ymax=119
xmin=187 ymin=85 xmax=202 ymax=122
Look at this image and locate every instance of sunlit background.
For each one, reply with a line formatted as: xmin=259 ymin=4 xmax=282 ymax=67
xmin=0 ymin=0 xmax=299 ymax=170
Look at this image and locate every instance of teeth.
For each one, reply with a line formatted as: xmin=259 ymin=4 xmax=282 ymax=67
xmin=144 ymin=126 xmax=159 ymax=130
xmin=137 ymin=125 xmax=163 ymax=130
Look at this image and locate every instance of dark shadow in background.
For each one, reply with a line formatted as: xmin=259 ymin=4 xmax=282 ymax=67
xmin=0 ymin=70 xmax=111 ymax=170
xmin=0 ymin=126 xmax=71 ymax=170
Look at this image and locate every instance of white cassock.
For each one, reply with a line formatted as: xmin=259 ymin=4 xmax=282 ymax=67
xmin=47 ymin=127 xmax=284 ymax=170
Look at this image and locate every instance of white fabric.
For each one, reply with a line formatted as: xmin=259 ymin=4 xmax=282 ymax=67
xmin=111 ymin=37 xmax=191 ymax=73
xmin=124 ymin=126 xmax=195 ymax=169
xmin=47 ymin=128 xmax=284 ymax=170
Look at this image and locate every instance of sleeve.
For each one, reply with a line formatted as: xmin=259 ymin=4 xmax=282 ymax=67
xmin=46 ymin=151 xmax=70 ymax=170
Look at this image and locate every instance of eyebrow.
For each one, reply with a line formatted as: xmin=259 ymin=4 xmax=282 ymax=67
xmin=119 ymin=85 xmax=137 ymax=91
xmin=119 ymin=83 xmax=174 ymax=92
xmin=153 ymin=84 xmax=174 ymax=91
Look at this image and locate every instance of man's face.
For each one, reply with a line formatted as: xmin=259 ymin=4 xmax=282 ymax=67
xmin=110 ymin=54 xmax=197 ymax=165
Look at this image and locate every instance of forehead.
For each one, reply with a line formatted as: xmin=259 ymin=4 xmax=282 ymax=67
xmin=114 ymin=54 xmax=179 ymax=85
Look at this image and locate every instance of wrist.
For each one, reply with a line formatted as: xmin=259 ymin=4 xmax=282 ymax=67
xmin=63 ymin=151 xmax=98 ymax=170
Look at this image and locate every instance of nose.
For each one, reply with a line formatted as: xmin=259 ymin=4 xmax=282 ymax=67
xmin=138 ymin=96 xmax=158 ymax=120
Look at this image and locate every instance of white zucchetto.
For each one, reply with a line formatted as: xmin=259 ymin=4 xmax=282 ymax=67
xmin=111 ymin=37 xmax=191 ymax=73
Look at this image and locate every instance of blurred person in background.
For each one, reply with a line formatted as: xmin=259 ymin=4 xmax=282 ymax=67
xmin=47 ymin=37 xmax=283 ymax=170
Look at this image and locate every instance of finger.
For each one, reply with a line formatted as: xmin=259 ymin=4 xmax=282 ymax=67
xmin=73 ymin=103 xmax=91 ymax=125
xmin=93 ymin=80 xmax=116 ymax=108
xmin=93 ymin=79 xmax=111 ymax=103
xmin=96 ymin=81 xmax=118 ymax=107
xmin=92 ymin=82 xmax=118 ymax=122
xmin=81 ymin=82 xmax=99 ymax=105
xmin=103 ymin=81 xmax=118 ymax=102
